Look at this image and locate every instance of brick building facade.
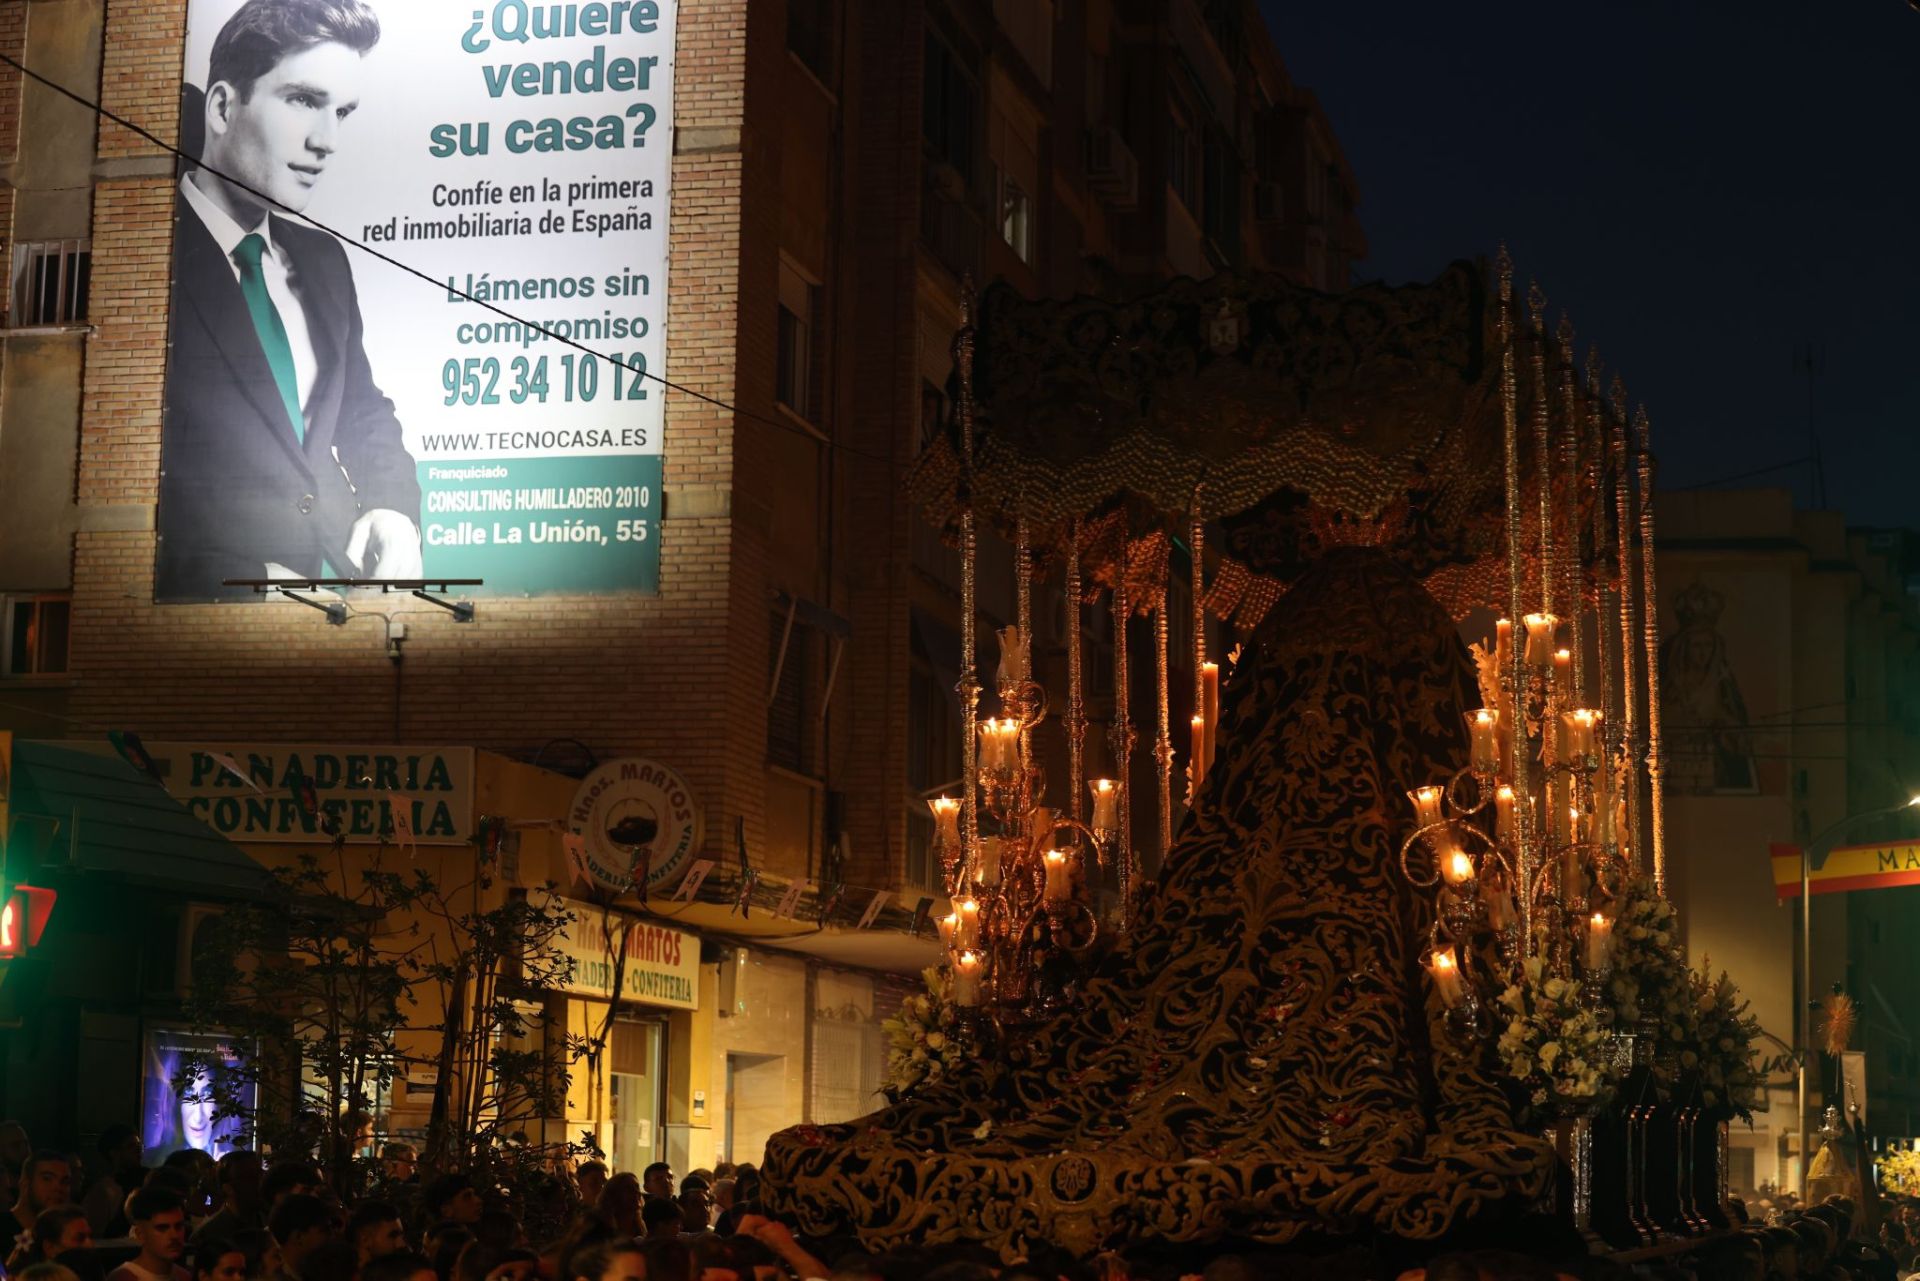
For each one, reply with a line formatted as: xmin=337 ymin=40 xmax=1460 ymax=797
xmin=0 ymin=0 xmax=1364 ymax=1163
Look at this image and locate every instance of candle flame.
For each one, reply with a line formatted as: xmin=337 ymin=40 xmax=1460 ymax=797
xmin=1447 ymin=852 xmax=1473 ymax=881
xmin=1431 ymin=949 xmax=1456 ymax=972
xmin=1043 ymin=849 xmax=1067 ymax=865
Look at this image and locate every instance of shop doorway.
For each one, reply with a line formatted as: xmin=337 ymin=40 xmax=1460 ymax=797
xmin=609 ymin=1017 xmax=666 ymax=1175
xmin=725 ymin=1051 xmax=786 ymax=1167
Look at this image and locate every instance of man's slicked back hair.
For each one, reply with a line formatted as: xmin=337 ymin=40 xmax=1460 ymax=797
xmin=208 ymin=0 xmax=381 ymax=99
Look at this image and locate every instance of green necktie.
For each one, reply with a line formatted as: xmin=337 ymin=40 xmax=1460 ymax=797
xmin=232 ymin=232 xmax=305 ymax=444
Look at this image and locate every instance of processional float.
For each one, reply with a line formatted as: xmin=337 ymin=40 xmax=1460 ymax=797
xmin=764 ymin=254 xmax=1750 ymax=1257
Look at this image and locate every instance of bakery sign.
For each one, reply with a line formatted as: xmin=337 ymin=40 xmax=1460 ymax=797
xmin=566 ymin=757 xmax=701 ymax=892
xmin=549 ymin=897 xmax=699 ymax=1010
xmin=142 ymin=743 xmax=474 ymax=843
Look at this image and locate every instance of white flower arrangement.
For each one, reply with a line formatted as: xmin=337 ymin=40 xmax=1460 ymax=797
xmin=1497 ymin=956 xmax=1617 ymax=1116
xmin=1686 ymin=965 xmax=1777 ymax=1118
xmin=881 ymin=966 xmax=961 ymax=1098
xmin=1603 ymin=877 xmax=1699 ymax=1083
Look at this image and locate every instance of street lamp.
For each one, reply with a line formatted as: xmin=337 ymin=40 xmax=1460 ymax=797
xmin=1796 ymin=793 xmax=1920 ymax=1190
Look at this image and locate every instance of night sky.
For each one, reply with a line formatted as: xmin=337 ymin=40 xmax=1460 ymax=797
xmin=1265 ymin=1 xmax=1920 ymax=531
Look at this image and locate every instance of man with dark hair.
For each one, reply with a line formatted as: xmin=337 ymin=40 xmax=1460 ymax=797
xmin=259 ymin=1163 xmax=320 ymax=1212
xmin=192 ymin=1151 xmax=266 ymax=1244
xmin=639 ymin=1162 xmax=673 ymax=1203
xmin=420 ymin=1174 xmax=481 ymax=1226
xmin=361 ymin=1251 xmax=434 ymax=1281
xmin=266 ymin=1194 xmax=336 ymax=1281
xmin=82 ymin=1126 xmax=144 ymax=1238
xmin=2 ymin=1152 xmax=72 ymax=1247
xmin=638 ymin=1197 xmax=681 ymax=1242
xmin=159 ymin=0 xmax=422 ymax=599
xmin=107 ymin=1188 xmax=189 ymax=1281
xmin=346 ymin=1199 xmax=404 ymax=1264
xmin=674 ymin=1177 xmax=713 ymax=1239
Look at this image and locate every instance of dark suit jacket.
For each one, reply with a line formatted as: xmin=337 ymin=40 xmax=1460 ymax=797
xmin=156 ymin=189 xmax=421 ymax=600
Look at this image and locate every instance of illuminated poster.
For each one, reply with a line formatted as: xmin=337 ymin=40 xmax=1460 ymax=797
xmin=156 ymin=0 xmax=674 ymax=600
xmin=142 ymin=1029 xmax=255 ymax=1162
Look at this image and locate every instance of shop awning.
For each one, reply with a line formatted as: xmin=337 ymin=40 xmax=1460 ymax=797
xmin=6 ymin=741 xmax=270 ymax=896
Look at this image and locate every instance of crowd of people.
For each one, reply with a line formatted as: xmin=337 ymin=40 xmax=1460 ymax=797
xmin=7 ymin=1119 xmax=1920 ymax=1281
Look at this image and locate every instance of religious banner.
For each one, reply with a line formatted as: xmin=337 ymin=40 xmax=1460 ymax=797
xmin=1771 ymin=841 xmax=1920 ymax=900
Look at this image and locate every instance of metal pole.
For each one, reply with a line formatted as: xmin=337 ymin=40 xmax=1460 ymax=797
xmin=1795 ymin=796 xmax=1920 ymax=1193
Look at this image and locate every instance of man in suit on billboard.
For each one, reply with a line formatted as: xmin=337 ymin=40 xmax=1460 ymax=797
xmin=158 ymin=0 xmax=421 ymax=600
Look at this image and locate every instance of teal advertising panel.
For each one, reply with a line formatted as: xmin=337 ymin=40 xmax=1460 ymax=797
xmin=156 ymin=0 xmax=675 ymax=600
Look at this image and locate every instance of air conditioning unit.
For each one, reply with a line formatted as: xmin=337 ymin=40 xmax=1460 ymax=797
xmin=1085 ymin=126 xmax=1138 ymax=209
xmin=1253 ymin=180 xmax=1285 ymax=224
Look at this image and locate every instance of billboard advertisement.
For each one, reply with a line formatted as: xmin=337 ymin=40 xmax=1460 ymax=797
xmin=156 ymin=0 xmax=675 ymax=600
xmin=142 ymin=1028 xmax=256 ymax=1162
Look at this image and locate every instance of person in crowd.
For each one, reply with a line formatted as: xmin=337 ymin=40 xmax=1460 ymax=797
xmin=3 ymin=1151 xmax=74 ymax=1245
xmin=453 ymin=1244 xmax=539 ymax=1281
xmin=539 ymin=1211 xmax=613 ymax=1281
xmin=708 ymin=1164 xmax=735 ymax=1183
xmin=640 ymin=1165 xmax=674 ymax=1206
xmin=675 ymin=1178 xmax=713 ymax=1240
xmin=420 ymin=1177 xmax=483 ymax=1229
xmin=260 ymin=1166 xmax=322 ymax=1218
xmin=107 ymin=1188 xmax=191 ymax=1281
xmin=265 ymin=1195 xmax=336 ymax=1281
xmin=347 ymin=1201 xmax=405 ymax=1265
xmin=594 ymin=1175 xmax=641 ymax=1240
xmin=295 ymin=1238 xmax=360 ymax=1281
xmin=378 ymin=1147 xmax=417 ymax=1190
xmin=161 ymin=1152 xmax=217 ymax=1221
xmin=190 ymin=1237 xmax=248 ymax=1281
xmin=83 ymin=1127 xmax=144 ymax=1239
xmin=573 ymin=1163 xmax=606 ymax=1211
xmin=195 ymin=1154 xmax=267 ymax=1245
xmin=6 ymin=1206 xmax=92 ymax=1274
xmin=728 ymin=1214 xmax=827 ymax=1281
xmin=638 ymin=1198 xmax=681 ymax=1242
xmin=22 ymin=1264 xmax=84 ymax=1281
xmin=708 ymin=1180 xmax=735 ymax=1218
xmin=231 ymin=1227 xmax=281 ymax=1281
xmin=469 ymin=1210 xmax=521 ymax=1255
xmin=425 ymin=1223 xmax=471 ymax=1281
xmin=363 ymin=1253 xmax=435 ymax=1281
xmin=637 ymin=1238 xmax=689 ymax=1281
xmin=563 ymin=1239 xmax=644 ymax=1281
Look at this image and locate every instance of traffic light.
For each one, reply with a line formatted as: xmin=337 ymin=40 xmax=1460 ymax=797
xmin=0 ymin=886 xmax=54 ymax=959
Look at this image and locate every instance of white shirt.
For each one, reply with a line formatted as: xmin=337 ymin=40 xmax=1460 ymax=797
xmin=180 ymin=172 xmax=319 ymax=429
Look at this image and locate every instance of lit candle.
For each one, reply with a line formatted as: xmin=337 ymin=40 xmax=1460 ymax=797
xmin=938 ymin=912 xmax=959 ymax=948
xmin=952 ymin=950 xmax=983 ymax=1007
xmin=1495 ymin=785 xmax=1516 ymax=842
xmin=975 ymin=835 xmax=1003 ymax=887
xmin=978 ymin=719 xmax=1019 ymax=771
xmin=1043 ymin=849 xmax=1071 ymax=902
xmin=1426 ymin=947 xmax=1466 ymax=1008
xmin=1494 ymin=618 xmax=1513 ymax=672
xmin=995 ymin=624 xmax=1027 ymax=687
xmin=1523 ymin=613 xmax=1558 ymax=666
xmin=1585 ymin=912 xmax=1614 ymax=973
xmin=1408 ymin=785 xmax=1446 ymax=829
xmin=1201 ymin=662 xmax=1221 ymax=762
xmin=955 ymin=897 xmax=980 ymax=950
xmin=1442 ymin=849 xmax=1475 ymax=887
xmin=1561 ymin=709 xmax=1599 ymax=759
xmin=1090 ymin=779 xmax=1120 ymax=832
xmin=1191 ymin=714 xmax=1209 ymax=788
xmin=1026 ymin=805 xmax=1057 ymax=856
xmin=1553 ymin=648 xmax=1573 ymax=698
xmin=1466 ymin=709 xmax=1500 ymax=774
xmin=927 ymin=796 xmax=961 ymax=848
xmin=1484 ymin=876 xmax=1517 ymax=931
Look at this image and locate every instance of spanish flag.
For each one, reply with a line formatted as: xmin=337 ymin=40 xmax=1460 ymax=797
xmin=1772 ymin=841 xmax=1920 ymax=900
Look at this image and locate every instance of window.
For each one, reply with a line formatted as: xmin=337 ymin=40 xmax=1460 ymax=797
xmin=999 ymin=175 xmax=1031 ymax=262
xmin=768 ymin=609 xmax=810 ymax=773
xmin=1202 ymin=128 xmax=1239 ymax=252
xmin=10 ymin=239 xmax=90 ymax=327
xmin=5 ymin=594 xmax=70 ymax=677
xmin=775 ymin=260 xmax=819 ymax=421
xmin=922 ymin=31 xmax=976 ymax=188
xmin=787 ymin=0 xmax=834 ymax=82
xmin=919 ymin=380 xmax=946 ymax=451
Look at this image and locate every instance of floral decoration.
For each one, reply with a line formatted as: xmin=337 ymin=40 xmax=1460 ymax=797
xmin=1879 ymin=1143 xmax=1920 ymax=1198
xmin=1685 ymin=964 xmax=1779 ymax=1119
xmin=1603 ymin=877 xmax=1696 ymax=1080
xmin=881 ymin=966 xmax=960 ymax=1098
xmin=1497 ymin=956 xmax=1617 ymax=1117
